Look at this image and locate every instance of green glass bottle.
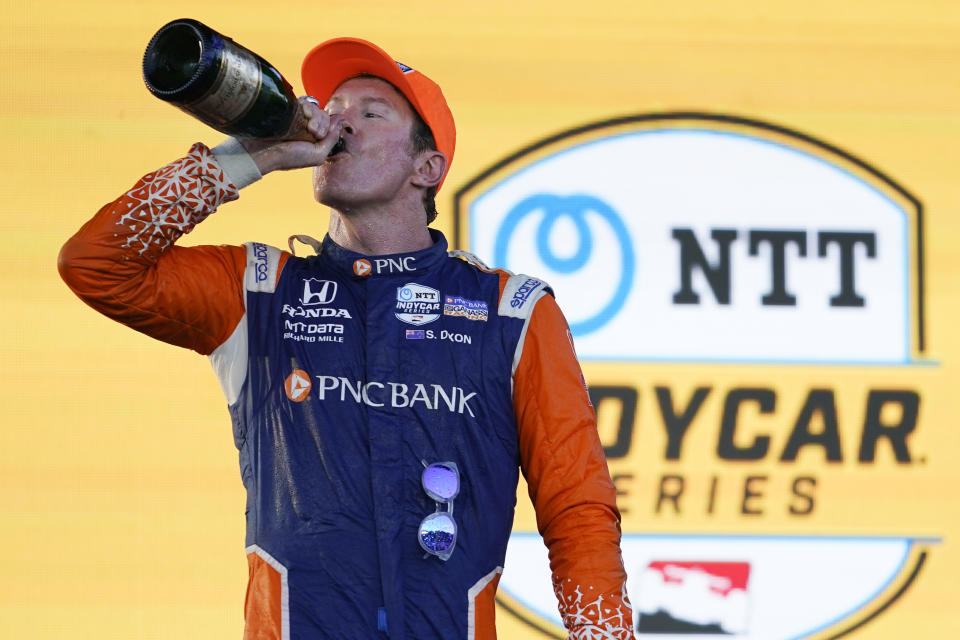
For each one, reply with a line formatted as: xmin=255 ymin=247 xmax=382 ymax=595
xmin=142 ymin=18 xmax=302 ymax=138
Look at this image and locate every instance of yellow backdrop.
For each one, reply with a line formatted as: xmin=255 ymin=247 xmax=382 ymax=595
xmin=2 ymin=0 xmax=958 ymax=638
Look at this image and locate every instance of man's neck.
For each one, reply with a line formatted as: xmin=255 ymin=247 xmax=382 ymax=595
xmin=327 ymin=207 xmax=433 ymax=256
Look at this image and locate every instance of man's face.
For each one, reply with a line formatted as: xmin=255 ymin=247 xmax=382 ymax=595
xmin=313 ymin=76 xmax=419 ymax=211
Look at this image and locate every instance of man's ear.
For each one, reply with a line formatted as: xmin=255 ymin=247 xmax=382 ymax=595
xmin=410 ymin=150 xmax=447 ymax=188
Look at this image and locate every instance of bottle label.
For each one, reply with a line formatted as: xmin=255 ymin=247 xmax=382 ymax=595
xmin=185 ymin=41 xmax=261 ymax=127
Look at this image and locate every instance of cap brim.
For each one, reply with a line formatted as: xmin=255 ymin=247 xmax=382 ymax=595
xmin=301 ymin=38 xmax=412 ymax=109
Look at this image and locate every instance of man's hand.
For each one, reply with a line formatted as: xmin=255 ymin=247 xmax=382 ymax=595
xmin=238 ymin=97 xmax=344 ymax=175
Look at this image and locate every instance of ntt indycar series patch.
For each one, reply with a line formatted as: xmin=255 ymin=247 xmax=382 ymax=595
xmin=396 ymin=283 xmax=441 ymax=325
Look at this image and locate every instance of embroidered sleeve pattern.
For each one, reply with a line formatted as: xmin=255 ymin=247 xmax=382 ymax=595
xmin=553 ymin=578 xmax=633 ymax=639
xmin=59 ymin=143 xmax=249 ymax=355
xmin=117 ymin=142 xmax=239 ymax=260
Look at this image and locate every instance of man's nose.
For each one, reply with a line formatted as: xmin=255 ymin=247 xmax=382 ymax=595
xmin=327 ymin=113 xmax=354 ymax=137
xmin=335 ymin=111 xmax=356 ymax=135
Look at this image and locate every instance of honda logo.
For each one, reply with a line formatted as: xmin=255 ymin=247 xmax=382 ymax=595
xmin=300 ymin=279 xmax=338 ymax=305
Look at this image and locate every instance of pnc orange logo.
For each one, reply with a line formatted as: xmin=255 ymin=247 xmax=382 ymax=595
xmin=353 ymin=259 xmax=372 ymax=277
xmin=284 ymin=370 xmax=312 ymax=402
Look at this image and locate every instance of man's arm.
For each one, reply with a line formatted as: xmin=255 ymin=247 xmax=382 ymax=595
xmin=513 ymin=294 xmax=633 ymax=639
xmin=58 ymin=98 xmax=342 ymax=354
xmin=58 ymin=143 xmax=252 ymax=355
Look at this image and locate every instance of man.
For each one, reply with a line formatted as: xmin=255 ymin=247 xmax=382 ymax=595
xmin=59 ymin=37 xmax=632 ymax=639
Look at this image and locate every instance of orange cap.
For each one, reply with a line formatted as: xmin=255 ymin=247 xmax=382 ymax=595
xmin=301 ymin=38 xmax=456 ymax=190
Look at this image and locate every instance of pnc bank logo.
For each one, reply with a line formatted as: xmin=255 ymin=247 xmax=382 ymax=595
xmin=456 ymin=113 xmax=934 ymax=639
xmin=353 ymin=256 xmax=418 ymax=276
xmin=284 ymin=370 xmax=312 ymax=402
xmin=353 ymin=259 xmax=372 ymax=277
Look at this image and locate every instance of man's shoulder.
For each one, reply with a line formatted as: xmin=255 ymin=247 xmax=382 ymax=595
xmin=497 ymin=272 xmax=553 ymax=320
xmin=240 ymin=241 xmax=293 ymax=293
xmin=445 ymin=250 xmax=554 ymax=320
xmin=446 ymin=248 xmax=496 ymax=272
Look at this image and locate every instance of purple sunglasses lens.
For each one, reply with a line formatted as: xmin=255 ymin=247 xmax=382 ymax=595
xmin=423 ymin=464 xmax=459 ymax=500
xmin=419 ymin=513 xmax=456 ymax=553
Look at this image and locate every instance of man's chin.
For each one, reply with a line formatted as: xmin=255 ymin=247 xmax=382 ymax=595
xmin=314 ymin=187 xmax=354 ymax=213
xmin=313 ymin=180 xmax=338 ymax=207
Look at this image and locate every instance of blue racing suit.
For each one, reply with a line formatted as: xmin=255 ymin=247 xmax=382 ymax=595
xmin=58 ymin=143 xmax=633 ymax=639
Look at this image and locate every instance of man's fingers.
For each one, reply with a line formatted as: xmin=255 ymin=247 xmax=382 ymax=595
xmin=299 ymin=96 xmax=330 ymax=140
xmin=245 ymin=98 xmax=345 ymax=173
xmin=296 ymin=117 xmax=344 ymax=167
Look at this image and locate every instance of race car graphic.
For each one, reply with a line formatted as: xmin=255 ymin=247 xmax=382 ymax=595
xmin=635 ymin=561 xmax=750 ymax=634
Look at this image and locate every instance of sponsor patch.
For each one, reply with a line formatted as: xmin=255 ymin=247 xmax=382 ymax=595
xmin=443 ymin=295 xmax=489 ymax=321
xmin=282 ymin=319 xmax=345 ymax=344
xmin=314 ymin=375 xmax=478 ymax=416
xmin=510 ymin=277 xmax=544 ymax=310
xmin=395 ymin=283 xmax=441 ymax=325
xmin=284 ymin=370 xmax=312 ymax=402
xmin=300 ymin=278 xmax=338 ymax=305
xmin=372 ymin=255 xmax=417 ymax=274
xmin=353 ymin=259 xmax=372 ymax=277
xmin=252 ymin=242 xmax=270 ymax=283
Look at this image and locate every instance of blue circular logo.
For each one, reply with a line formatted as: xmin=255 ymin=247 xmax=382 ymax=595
xmin=399 ymin=287 xmax=413 ymax=301
xmin=493 ymin=193 xmax=635 ymax=336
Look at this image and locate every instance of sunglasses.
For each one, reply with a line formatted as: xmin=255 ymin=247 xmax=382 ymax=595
xmin=418 ymin=461 xmax=460 ymax=561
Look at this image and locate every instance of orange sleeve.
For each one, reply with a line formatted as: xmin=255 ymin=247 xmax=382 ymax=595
xmin=58 ymin=143 xmax=266 ymax=355
xmin=513 ymin=293 xmax=633 ymax=638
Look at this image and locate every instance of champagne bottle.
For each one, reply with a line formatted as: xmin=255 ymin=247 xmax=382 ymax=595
xmin=142 ymin=18 xmax=303 ymax=138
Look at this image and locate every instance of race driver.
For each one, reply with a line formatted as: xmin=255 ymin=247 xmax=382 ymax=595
xmin=59 ymin=37 xmax=632 ymax=639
